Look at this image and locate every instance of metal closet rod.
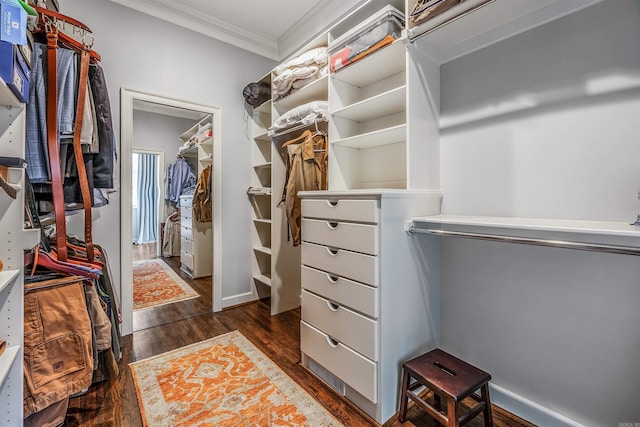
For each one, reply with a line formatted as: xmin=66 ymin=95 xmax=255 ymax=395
xmin=407 ymin=226 xmax=640 ymax=256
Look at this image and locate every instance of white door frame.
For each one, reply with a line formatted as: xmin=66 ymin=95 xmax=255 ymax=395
xmin=132 ymin=148 xmax=164 ymax=257
xmin=120 ymin=88 xmax=223 ymax=336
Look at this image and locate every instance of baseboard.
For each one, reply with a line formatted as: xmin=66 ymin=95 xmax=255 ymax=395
xmin=221 ymin=291 xmax=256 ymax=308
xmin=490 ymin=383 xmax=585 ymax=427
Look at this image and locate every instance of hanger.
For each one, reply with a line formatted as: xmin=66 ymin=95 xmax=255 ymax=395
xmin=282 ymin=129 xmax=312 ymax=148
xmin=34 ymin=6 xmax=101 ymax=62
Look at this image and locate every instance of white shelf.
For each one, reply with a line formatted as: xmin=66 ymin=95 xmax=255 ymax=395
xmin=253 ymin=245 xmax=272 ymax=255
xmin=407 ymin=0 xmax=604 ymax=64
xmin=273 ymin=75 xmax=328 ymax=111
xmin=253 ymin=218 xmax=272 ymax=225
xmin=253 ymin=162 xmax=272 ymax=170
xmin=0 ymin=78 xmax=22 ymax=108
xmin=410 ymin=215 xmax=640 ymax=249
xmin=332 ymin=86 xmax=406 ymax=122
xmin=254 ymin=99 xmax=271 ymax=115
xmin=253 ymin=274 xmax=272 ymax=287
xmin=198 ymin=136 xmax=213 ymax=146
xmin=0 ymin=345 xmax=20 ymax=389
xmin=331 ymin=40 xmax=406 ymax=87
xmin=0 ymin=270 xmax=19 ymax=294
xmin=254 ymin=131 xmax=271 ymax=142
xmin=331 ymin=124 xmax=406 ymax=149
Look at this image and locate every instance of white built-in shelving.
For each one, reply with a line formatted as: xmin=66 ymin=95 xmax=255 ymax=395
xmin=0 ymin=103 xmax=30 ymax=426
xmin=249 ymin=74 xmax=275 ymax=303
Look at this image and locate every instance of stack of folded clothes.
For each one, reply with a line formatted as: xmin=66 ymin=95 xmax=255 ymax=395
xmin=272 ymin=47 xmax=328 ymax=102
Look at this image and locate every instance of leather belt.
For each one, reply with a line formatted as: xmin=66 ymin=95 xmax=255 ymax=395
xmin=45 ymin=30 xmax=68 ymax=262
xmin=45 ymin=29 xmax=95 ymax=262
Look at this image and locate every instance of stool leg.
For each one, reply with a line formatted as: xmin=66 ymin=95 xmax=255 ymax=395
xmin=481 ymin=384 xmax=494 ymax=427
xmin=434 ymin=393 xmax=442 ymax=411
xmin=398 ymin=369 xmax=410 ymax=423
xmin=447 ymin=398 xmax=457 ymax=427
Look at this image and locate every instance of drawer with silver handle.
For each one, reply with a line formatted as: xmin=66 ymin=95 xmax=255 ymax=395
xmin=302 ymin=218 xmax=378 ymax=255
xmin=301 ymin=321 xmax=377 ymax=403
xmin=302 ymin=265 xmax=378 ymax=317
xmin=302 ymin=242 xmax=378 ymax=286
xmin=302 ymin=198 xmax=379 ymax=223
xmin=302 ymin=290 xmax=377 ymax=361
xmin=181 ymin=225 xmax=193 ymax=240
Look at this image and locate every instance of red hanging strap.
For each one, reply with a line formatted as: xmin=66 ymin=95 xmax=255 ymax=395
xmin=45 ymin=29 xmax=69 ymax=262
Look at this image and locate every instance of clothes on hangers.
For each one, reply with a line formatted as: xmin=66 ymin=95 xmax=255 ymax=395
xmin=281 ymin=130 xmax=328 ymax=246
xmin=193 ymin=164 xmax=212 ymax=223
xmin=165 ymin=157 xmax=196 ymax=203
xmin=162 ymin=213 xmax=182 ymax=257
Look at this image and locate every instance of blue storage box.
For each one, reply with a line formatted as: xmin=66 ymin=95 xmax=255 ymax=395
xmin=0 ymin=3 xmax=27 ymax=45
xmin=0 ymin=39 xmax=30 ymax=102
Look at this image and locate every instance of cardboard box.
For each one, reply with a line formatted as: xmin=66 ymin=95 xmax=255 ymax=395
xmin=1 ymin=3 xmax=27 ymax=45
xmin=0 ymin=39 xmax=30 ymax=102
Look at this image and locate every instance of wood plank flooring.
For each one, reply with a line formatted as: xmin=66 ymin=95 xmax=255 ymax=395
xmin=131 ymin=243 xmax=213 ymax=332
xmin=64 ymin=298 xmax=537 ymax=427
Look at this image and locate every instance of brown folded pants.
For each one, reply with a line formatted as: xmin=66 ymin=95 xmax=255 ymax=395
xmin=23 ymin=276 xmax=94 ymax=419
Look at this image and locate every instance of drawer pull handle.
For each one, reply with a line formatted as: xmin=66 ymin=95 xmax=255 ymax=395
xmin=327 ymin=200 xmax=339 ymax=207
xmin=327 ymin=247 xmax=339 ymax=256
xmin=327 ymin=301 xmax=340 ymax=311
xmin=326 ymin=221 xmax=339 ymax=230
xmin=326 ymin=336 xmax=339 ymax=348
xmin=326 ymin=274 xmax=339 ymax=284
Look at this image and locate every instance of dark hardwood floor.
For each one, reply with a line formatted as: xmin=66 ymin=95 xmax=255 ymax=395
xmin=65 ymin=298 xmax=537 ymax=427
xmin=132 ymin=244 xmax=213 ymax=332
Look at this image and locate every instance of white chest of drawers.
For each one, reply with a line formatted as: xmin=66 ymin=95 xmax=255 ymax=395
xmin=298 ymin=190 xmax=442 ymax=424
xmin=179 ymin=195 xmax=213 ymax=278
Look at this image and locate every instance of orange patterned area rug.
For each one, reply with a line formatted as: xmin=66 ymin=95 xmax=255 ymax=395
xmin=130 ymin=331 xmax=343 ymax=427
xmin=132 ymin=259 xmax=199 ymax=311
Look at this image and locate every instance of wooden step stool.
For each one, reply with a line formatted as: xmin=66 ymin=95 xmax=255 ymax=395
xmin=398 ymin=348 xmax=493 ymax=427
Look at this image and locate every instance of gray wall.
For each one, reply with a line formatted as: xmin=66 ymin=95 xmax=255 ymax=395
xmin=438 ymin=1 xmax=640 ymax=426
xmin=62 ymin=0 xmax=276 ymax=304
xmin=132 ymin=110 xmax=197 ymax=219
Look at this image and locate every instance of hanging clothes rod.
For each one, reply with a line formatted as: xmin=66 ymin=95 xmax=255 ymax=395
xmin=269 ymin=119 xmax=328 ymax=139
xmin=407 ymin=226 xmax=640 ymax=256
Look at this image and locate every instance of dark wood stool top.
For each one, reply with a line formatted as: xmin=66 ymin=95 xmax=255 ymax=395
xmin=403 ymin=348 xmax=492 ymax=402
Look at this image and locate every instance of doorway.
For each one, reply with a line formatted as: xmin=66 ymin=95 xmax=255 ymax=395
xmin=120 ymin=89 xmax=223 ymax=336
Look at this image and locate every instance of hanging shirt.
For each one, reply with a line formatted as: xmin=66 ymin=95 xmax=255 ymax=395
xmin=193 ymin=164 xmax=212 ymax=223
xmin=165 ymin=158 xmax=196 ymax=203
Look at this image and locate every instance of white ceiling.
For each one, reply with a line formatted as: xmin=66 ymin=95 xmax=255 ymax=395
xmin=108 ymin=0 xmax=365 ymax=60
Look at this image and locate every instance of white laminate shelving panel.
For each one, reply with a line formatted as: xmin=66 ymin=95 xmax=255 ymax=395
xmin=411 ymin=215 xmax=640 ymax=248
xmin=331 ymin=40 xmax=406 ymax=87
xmin=253 ymin=274 xmax=272 ymax=287
xmin=0 ymin=79 xmax=21 ymax=108
xmin=0 ymin=346 xmax=20 ymax=389
xmin=273 ymin=75 xmax=328 ymax=112
xmin=0 ymin=270 xmax=19 ymax=294
xmin=331 ymin=124 xmax=406 ymax=149
xmin=331 ymin=86 xmax=406 ymax=122
xmin=407 ymin=0 xmax=605 ymax=64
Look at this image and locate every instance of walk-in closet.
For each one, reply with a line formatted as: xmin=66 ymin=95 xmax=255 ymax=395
xmin=1 ymin=0 xmax=639 ymax=426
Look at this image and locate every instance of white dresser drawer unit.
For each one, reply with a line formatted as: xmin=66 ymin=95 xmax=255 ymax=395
xmin=179 ymin=195 xmax=193 ymax=207
xmin=302 ymin=266 xmax=378 ymax=318
xmin=300 ymin=321 xmax=377 ymax=403
xmin=301 ymin=218 xmax=378 ymax=255
xmin=181 ymin=250 xmax=194 ymax=271
xmin=181 ymin=208 xmax=193 ymax=220
xmin=302 ymin=242 xmax=378 ymax=286
xmin=180 ymin=236 xmax=193 ymax=255
xmin=180 ymin=215 xmax=192 ymax=229
xmin=302 ymin=290 xmax=377 ymax=361
xmin=181 ymin=225 xmax=193 ymax=240
xmin=301 ymin=199 xmax=379 ymax=223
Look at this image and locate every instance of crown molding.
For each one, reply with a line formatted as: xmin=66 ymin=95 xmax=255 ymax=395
xmin=108 ymin=0 xmax=280 ymax=59
xmin=276 ymin=0 xmax=365 ymax=60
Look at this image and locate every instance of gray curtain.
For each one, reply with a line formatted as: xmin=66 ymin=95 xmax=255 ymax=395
xmin=132 ymin=153 xmax=158 ymax=244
